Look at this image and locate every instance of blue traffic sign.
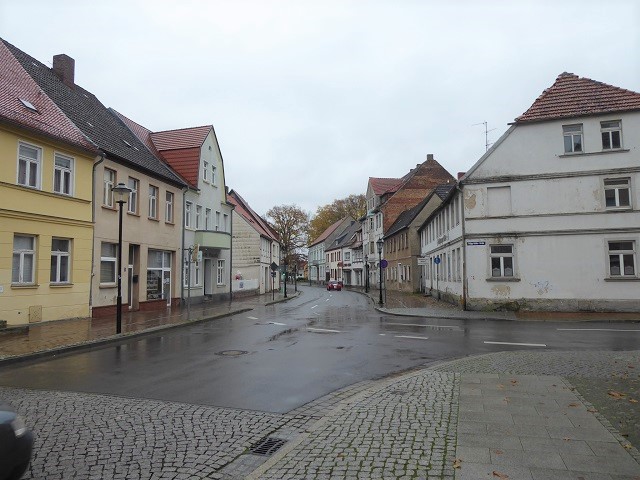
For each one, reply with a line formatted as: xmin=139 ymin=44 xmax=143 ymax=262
xmin=433 ymin=257 xmax=441 ymax=264
xmin=380 ymin=259 xmax=388 ymax=268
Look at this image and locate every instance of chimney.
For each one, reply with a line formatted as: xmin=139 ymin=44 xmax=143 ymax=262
xmin=53 ymin=54 xmax=75 ymax=88
xmin=457 ymin=172 xmax=466 ymax=180
xmin=426 ymin=154 xmax=434 ymax=161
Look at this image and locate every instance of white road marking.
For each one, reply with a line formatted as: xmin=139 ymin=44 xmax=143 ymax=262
xmin=325 ymin=299 xmax=330 ymax=302
xmin=395 ymin=335 xmax=429 ymax=340
xmin=268 ymin=321 xmax=287 ymax=326
xmin=307 ymin=327 xmax=341 ymax=333
xmin=247 ymin=316 xmax=259 ymax=320
xmin=379 ymin=334 xmax=386 ymax=336
xmin=311 ymin=305 xmax=318 ymax=309
xmin=557 ymin=328 xmax=640 ymax=332
xmin=484 ymin=341 xmax=547 ymax=347
xmin=385 ymin=322 xmax=458 ymax=329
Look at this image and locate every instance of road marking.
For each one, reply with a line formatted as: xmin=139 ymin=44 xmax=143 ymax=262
xmin=247 ymin=316 xmax=259 ymax=320
xmin=325 ymin=298 xmax=330 ymax=302
xmin=379 ymin=333 xmax=386 ymax=336
xmin=385 ymin=322 xmax=458 ymax=329
xmin=268 ymin=321 xmax=287 ymax=326
xmin=557 ymin=328 xmax=640 ymax=332
xmin=311 ymin=305 xmax=318 ymax=309
xmin=484 ymin=341 xmax=547 ymax=347
xmin=307 ymin=327 xmax=341 ymax=333
xmin=395 ymin=335 xmax=429 ymax=340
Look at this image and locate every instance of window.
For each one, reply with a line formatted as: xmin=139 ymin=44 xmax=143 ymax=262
xmin=563 ymin=124 xmax=583 ymax=153
xmin=165 ymin=191 xmax=174 ymax=222
xmin=608 ymin=241 xmax=636 ymax=277
xmin=100 ymin=242 xmax=117 ymax=284
xmin=148 ymin=186 xmax=158 ymax=219
xmin=12 ymin=235 xmax=36 ymax=284
xmin=215 ymin=211 xmax=221 ymax=231
xmin=217 ymin=259 xmax=225 ymax=285
xmin=128 ymin=177 xmax=139 ymax=214
xmin=601 ymin=120 xmax=622 ymax=150
xmin=53 ymin=153 xmax=73 ymax=195
xmin=103 ymin=169 xmax=115 ymax=207
xmin=205 ymin=208 xmax=211 ymax=230
xmin=196 ymin=205 xmax=202 ymax=229
xmin=211 ymin=165 xmax=217 ymax=185
xmin=17 ymin=143 xmax=41 ymax=189
xmin=185 ymin=202 xmax=192 ymax=228
xmin=194 ymin=261 xmax=201 ymax=286
xmin=50 ymin=238 xmax=71 ymax=283
xmin=490 ymin=245 xmax=514 ymax=278
xmin=203 ymin=161 xmax=209 ymax=182
xmin=604 ymin=178 xmax=631 ymax=208
xmin=147 ymin=250 xmax=171 ymax=300
xmin=223 ymin=214 xmax=228 ymax=232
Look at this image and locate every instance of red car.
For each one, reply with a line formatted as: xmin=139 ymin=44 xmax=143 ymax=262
xmin=327 ymin=281 xmax=342 ymax=291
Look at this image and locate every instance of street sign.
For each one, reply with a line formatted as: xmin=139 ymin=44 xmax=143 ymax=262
xmin=270 ymin=262 xmax=278 ymax=271
xmin=271 ymin=271 xmax=276 ymax=278
xmin=417 ymin=257 xmax=429 ymax=266
xmin=467 ymin=241 xmax=486 ymax=246
xmin=380 ymin=259 xmax=388 ymax=268
xmin=433 ymin=257 xmax=441 ymax=264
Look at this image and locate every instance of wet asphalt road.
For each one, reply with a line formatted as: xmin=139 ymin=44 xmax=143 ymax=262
xmin=0 ymin=286 xmax=638 ymax=413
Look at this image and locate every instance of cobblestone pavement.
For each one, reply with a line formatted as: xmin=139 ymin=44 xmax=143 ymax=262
xmin=434 ymin=350 xmax=640 ymax=465
xmin=251 ymin=370 xmax=459 ymax=480
xmin=0 ymin=387 xmax=314 ymax=480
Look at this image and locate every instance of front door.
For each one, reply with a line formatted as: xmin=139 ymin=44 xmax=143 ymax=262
xmin=204 ymin=259 xmax=213 ymax=295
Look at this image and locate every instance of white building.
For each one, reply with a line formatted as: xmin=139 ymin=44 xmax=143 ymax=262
xmin=424 ymin=72 xmax=640 ymax=312
xmin=308 ymin=217 xmax=353 ymax=284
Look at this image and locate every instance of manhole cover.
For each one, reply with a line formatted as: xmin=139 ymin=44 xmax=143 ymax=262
xmin=216 ymin=350 xmax=249 ymax=356
xmin=249 ymin=436 xmax=287 ymax=456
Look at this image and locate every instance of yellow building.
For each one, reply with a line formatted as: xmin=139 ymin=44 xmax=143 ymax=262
xmin=0 ymin=40 xmax=98 ymax=326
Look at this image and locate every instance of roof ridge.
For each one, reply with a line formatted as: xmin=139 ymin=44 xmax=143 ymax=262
xmin=153 ymin=125 xmax=213 ymax=135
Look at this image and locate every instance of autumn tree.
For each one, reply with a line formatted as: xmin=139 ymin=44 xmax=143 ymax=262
xmin=265 ymin=204 xmax=310 ymax=266
xmin=308 ymin=194 xmax=366 ymax=242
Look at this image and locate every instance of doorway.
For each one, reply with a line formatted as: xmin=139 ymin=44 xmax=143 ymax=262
xmin=204 ymin=258 xmax=213 ymax=295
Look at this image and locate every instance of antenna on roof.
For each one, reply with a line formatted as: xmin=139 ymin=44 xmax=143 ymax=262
xmin=472 ymin=121 xmax=496 ymax=151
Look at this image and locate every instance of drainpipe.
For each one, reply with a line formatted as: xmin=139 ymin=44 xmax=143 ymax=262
xmin=180 ymin=186 xmax=188 ymax=303
xmin=458 ymin=184 xmax=467 ymax=310
xmin=89 ymin=151 xmax=106 ymax=312
xmin=229 ymin=206 xmax=233 ymax=303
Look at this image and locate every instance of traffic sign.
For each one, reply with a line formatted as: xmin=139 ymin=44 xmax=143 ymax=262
xmin=433 ymin=257 xmax=441 ymax=264
xmin=380 ymin=259 xmax=388 ymax=268
xmin=270 ymin=262 xmax=278 ymax=271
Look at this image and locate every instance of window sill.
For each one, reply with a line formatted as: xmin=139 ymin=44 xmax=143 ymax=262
xmin=99 ymin=283 xmax=117 ymax=288
xmin=50 ymin=283 xmax=74 ymax=288
xmin=559 ymin=149 xmax=629 ymax=158
xmin=102 ymin=204 xmax=116 ymax=211
xmin=485 ymin=277 xmax=521 ymax=282
xmin=148 ymin=217 xmax=159 ymax=222
xmin=604 ymin=277 xmax=640 ymax=282
xmin=11 ymin=284 xmax=39 ymax=289
xmin=165 ymin=221 xmax=175 ymax=226
xmin=604 ymin=206 xmax=632 ymax=212
xmin=127 ymin=211 xmax=140 ymax=217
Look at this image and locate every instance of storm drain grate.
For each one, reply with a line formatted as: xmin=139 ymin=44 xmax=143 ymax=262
xmin=249 ymin=436 xmax=287 ymax=456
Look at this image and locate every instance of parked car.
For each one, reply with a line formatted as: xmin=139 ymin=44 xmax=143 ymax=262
xmin=327 ymin=280 xmax=342 ymax=291
xmin=0 ymin=404 xmax=33 ymax=480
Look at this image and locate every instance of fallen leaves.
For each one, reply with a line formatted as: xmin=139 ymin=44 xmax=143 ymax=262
xmin=629 ymin=399 xmax=638 ymax=404
xmin=563 ymin=437 xmax=572 ymax=441
xmin=453 ymin=458 xmax=462 ymax=469
xmin=494 ymin=449 xmax=504 ymax=455
xmin=587 ymin=408 xmax=598 ymax=413
xmin=623 ymin=443 xmax=633 ymax=450
xmin=608 ymin=390 xmax=627 ymax=399
xmin=493 ymin=471 xmax=509 ymax=479
xmin=568 ymin=402 xmax=579 ymax=407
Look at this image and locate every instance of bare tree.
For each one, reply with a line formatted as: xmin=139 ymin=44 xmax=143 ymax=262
xmin=265 ymin=204 xmax=310 ymax=266
xmin=308 ymin=194 xmax=366 ymax=242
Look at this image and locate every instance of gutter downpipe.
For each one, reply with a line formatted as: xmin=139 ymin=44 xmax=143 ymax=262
xmin=180 ymin=186 xmax=188 ymax=304
xmin=229 ymin=205 xmax=234 ymax=303
xmin=457 ymin=183 xmax=467 ymax=311
xmin=89 ymin=151 xmax=106 ymax=313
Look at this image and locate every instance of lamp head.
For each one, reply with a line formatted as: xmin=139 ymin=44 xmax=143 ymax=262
xmin=376 ymin=238 xmax=383 ymax=254
xmin=112 ymin=182 xmax=132 ymax=204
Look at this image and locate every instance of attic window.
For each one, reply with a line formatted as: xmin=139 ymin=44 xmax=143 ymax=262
xmin=123 ymin=139 xmax=133 ymax=148
xmin=19 ymin=98 xmax=38 ymax=113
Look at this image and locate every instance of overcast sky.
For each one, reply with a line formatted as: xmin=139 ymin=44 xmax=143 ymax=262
xmin=2 ymin=1 xmax=639 ymax=216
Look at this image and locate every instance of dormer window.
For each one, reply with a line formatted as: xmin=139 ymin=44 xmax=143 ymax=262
xmin=563 ymin=124 xmax=583 ymax=153
xmin=601 ymin=120 xmax=622 ymax=150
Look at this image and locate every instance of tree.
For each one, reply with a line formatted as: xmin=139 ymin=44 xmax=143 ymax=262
xmin=265 ymin=204 xmax=310 ymax=265
xmin=308 ymin=194 xmax=366 ymax=242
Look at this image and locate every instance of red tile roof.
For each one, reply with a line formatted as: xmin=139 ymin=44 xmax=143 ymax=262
xmin=150 ymin=126 xmax=211 ymax=150
xmin=516 ymin=72 xmax=640 ymax=123
xmin=309 ymin=217 xmax=348 ymax=247
xmin=228 ymin=190 xmax=279 ymax=242
xmin=0 ymin=40 xmax=96 ymax=152
xmin=369 ymin=177 xmax=403 ymax=196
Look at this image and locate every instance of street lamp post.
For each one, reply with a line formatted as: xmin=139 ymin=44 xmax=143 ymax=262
xmin=364 ymin=254 xmax=369 ymax=293
xmin=112 ymin=182 xmax=132 ymax=334
xmin=377 ymin=238 xmax=384 ymax=305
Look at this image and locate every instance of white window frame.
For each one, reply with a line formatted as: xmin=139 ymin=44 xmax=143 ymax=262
xmin=53 ymin=153 xmax=73 ymax=195
xmin=185 ymin=201 xmax=193 ymax=228
xmin=17 ymin=142 xmax=41 ymax=189
xmin=165 ymin=191 xmax=174 ymax=223
xmin=128 ymin=177 xmax=139 ymax=214
xmin=215 ymin=211 xmax=221 ymax=231
xmin=12 ymin=235 xmax=36 ymax=284
xmin=203 ymin=160 xmax=209 ymax=182
xmin=223 ymin=213 xmax=228 ymax=232
xmin=217 ymin=259 xmax=225 ymax=285
xmin=563 ymin=124 xmax=583 ymax=154
xmin=196 ymin=205 xmax=202 ymax=229
xmin=211 ymin=164 xmax=217 ymax=186
xmin=604 ymin=178 xmax=631 ymax=209
xmin=205 ymin=208 xmax=212 ymax=230
xmin=601 ymin=120 xmax=622 ymax=150
xmin=148 ymin=185 xmax=158 ymax=219
xmin=608 ymin=240 xmax=636 ymax=278
xmin=103 ymin=168 xmax=115 ymax=207
xmin=194 ymin=261 xmax=201 ymax=286
xmin=100 ymin=242 xmax=117 ymax=285
xmin=490 ymin=244 xmax=515 ymax=278
xmin=50 ymin=238 xmax=71 ymax=284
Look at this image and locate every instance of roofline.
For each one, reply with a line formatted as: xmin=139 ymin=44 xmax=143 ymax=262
xmin=459 ymin=124 xmax=516 ymax=183
xmin=417 ymin=186 xmax=458 ymax=233
xmin=511 ymin=107 xmax=640 ymax=125
xmin=104 ymin=149 xmax=188 ymax=188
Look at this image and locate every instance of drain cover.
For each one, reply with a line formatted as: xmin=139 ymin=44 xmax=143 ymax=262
xmin=216 ymin=350 xmax=248 ymax=356
xmin=249 ymin=436 xmax=287 ymax=456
